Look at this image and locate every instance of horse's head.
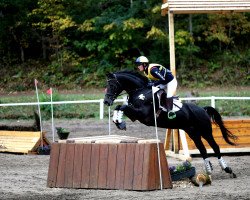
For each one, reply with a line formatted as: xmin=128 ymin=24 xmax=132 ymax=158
xmin=104 ymin=73 xmax=123 ymax=106
xmin=104 ymin=70 xmax=148 ymax=106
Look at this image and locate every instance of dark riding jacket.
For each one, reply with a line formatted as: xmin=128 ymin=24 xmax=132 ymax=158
xmin=144 ymin=64 xmax=174 ymax=86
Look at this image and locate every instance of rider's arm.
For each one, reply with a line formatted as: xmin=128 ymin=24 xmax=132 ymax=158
xmin=150 ymin=67 xmax=165 ymax=80
xmin=150 ymin=67 xmax=174 ymax=85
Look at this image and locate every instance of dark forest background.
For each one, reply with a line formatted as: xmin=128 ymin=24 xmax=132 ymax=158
xmin=0 ymin=0 xmax=249 ymax=91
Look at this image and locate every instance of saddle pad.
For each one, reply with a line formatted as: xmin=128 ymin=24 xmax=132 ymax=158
xmin=172 ymin=99 xmax=182 ymax=112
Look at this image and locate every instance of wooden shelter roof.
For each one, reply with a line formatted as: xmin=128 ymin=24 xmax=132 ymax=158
xmin=161 ymin=0 xmax=250 ymax=15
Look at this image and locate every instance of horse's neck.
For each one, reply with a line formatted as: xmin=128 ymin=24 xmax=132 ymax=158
xmin=118 ymin=74 xmax=145 ymax=93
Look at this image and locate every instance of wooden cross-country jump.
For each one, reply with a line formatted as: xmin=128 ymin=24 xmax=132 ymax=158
xmin=0 ymin=131 xmax=50 ymax=154
xmin=47 ymin=135 xmax=173 ymax=191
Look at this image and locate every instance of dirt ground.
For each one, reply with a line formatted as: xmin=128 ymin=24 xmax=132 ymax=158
xmin=0 ymin=118 xmax=249 ymax=200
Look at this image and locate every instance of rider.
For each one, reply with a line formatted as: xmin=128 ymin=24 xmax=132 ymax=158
xmin=135 ymin=56 xmax=177 ymax=111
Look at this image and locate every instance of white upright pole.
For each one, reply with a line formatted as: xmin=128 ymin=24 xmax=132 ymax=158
xmin=168 ymin=11 xmax=176 ymax=77
xmin=108 ymin=106 xmax=111 ymax=135
xmin=100 ymin=99 xmax=104 ymax=119
xmin=179 ymin=129 xmax=190 ymax=159
xmin=152 ymin=86 xmax=163 ymax=190
xmin=34 ymin=79 xmax=43 ymax=148
xmin=48 ymin=88 xmax=55 ymax=142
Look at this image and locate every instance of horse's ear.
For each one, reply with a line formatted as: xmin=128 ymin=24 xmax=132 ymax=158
xmin=106 ymin=73 xmax=115 ymax=79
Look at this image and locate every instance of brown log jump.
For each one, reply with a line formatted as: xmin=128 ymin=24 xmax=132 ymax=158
xmin=47 ymin=135 xmax=173 ymax=190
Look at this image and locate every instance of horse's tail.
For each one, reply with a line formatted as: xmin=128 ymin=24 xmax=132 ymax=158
xmin=204 ymin=106 xmax=237 ymax=145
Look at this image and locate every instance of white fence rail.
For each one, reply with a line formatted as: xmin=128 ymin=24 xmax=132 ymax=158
xmin=0 ymin=96 xmax=249 ymax=119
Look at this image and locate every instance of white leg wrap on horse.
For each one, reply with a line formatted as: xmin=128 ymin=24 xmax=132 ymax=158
xmin=112 ymin=110 xmax=123 ymax=123
xmin=117 ymin=110 xmax=123 ymax=123
xmin=204 ymin=158 xmax=213 ymax=174
xmin=218 ymin=157 xmax=228 ymax=170
xmin=112 ymin=110 xmax=118 ymax=123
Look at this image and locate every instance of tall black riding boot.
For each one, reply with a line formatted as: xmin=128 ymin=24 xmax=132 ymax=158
xmin=165 ymin=97 xmax=173 ymax=111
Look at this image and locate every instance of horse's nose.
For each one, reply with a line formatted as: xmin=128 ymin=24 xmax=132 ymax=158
xmin=103 ymin=99 xmax=111 ymax=106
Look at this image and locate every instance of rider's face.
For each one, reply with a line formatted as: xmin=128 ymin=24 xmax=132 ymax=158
xmin=137 ymin=64 xmax=144 ymax=71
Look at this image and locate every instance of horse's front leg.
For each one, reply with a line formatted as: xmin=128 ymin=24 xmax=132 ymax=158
xmin=112 ymin=105 xmax=145 ymax=130
xmin=112 ymin=105 xmax=127 ymax=130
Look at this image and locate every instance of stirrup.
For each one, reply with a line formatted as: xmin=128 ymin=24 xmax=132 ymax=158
xmin=168 ymin=110 xmax=176 ymax=119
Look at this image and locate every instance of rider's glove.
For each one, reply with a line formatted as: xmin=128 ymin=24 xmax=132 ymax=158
xmin=156 ymin=85 xmax=165 ymax=89
xmin=147 ymin=82 xmax=154 ymax=88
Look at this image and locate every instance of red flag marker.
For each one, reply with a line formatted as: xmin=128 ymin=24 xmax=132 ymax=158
xmin=47 ymin=88 xmax=52 ymax=95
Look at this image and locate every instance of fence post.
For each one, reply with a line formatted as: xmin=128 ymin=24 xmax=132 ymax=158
xmin=211 ymin=96 xmax=215 ymax=108
xmin=122 ymin=96 xmax=128 ymax=105
xmin=100 ymin=99 xmax=104 ymax=119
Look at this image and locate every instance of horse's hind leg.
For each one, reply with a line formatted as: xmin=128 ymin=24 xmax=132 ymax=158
xmin=202 ymin=129 xmax=237 ymax=178
xmin=184 ymin=127 xmax=213 ymax=174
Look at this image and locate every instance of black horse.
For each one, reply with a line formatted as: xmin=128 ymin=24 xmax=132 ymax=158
xmin=104 ymin=70 xmax=237 ymax=177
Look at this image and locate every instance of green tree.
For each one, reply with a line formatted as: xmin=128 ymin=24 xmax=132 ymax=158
xmin=30 ymin=0 xmax=76 ymax=61
xmin=0 ymin=0 xmax=38 ymax=63
xmin=0 ymin=0 xmax=249 ymax=90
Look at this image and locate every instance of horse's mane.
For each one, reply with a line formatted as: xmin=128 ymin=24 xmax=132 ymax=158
xmin=115 ymin=70 xmax=148 ymax=83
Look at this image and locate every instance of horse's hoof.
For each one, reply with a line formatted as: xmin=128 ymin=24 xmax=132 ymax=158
xmin=231 ymin=173 xmax=237 ymax=178
xmin=116 ymin=121 xmax=126 ymax=130
xmin=224 ymin=167 xmax=232 ymax=174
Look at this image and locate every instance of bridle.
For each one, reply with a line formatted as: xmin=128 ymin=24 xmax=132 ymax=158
xmin=106 ymin=74 xmax=123 ymax=100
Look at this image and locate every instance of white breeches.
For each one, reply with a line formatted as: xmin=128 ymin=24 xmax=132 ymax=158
xmin=158 ymin=77 xmax=177 ymax=97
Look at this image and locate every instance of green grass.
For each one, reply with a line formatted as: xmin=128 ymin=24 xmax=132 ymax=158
xmin=0 ymin=87 xmax=249 ymax=120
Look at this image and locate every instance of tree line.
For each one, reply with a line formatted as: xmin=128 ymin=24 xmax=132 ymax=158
xmin=0 ymin=0 xmax=249 ymax=90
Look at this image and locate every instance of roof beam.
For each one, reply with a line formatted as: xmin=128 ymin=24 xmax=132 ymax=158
xmin=161 ymin=0 xmax=250 ymax=15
